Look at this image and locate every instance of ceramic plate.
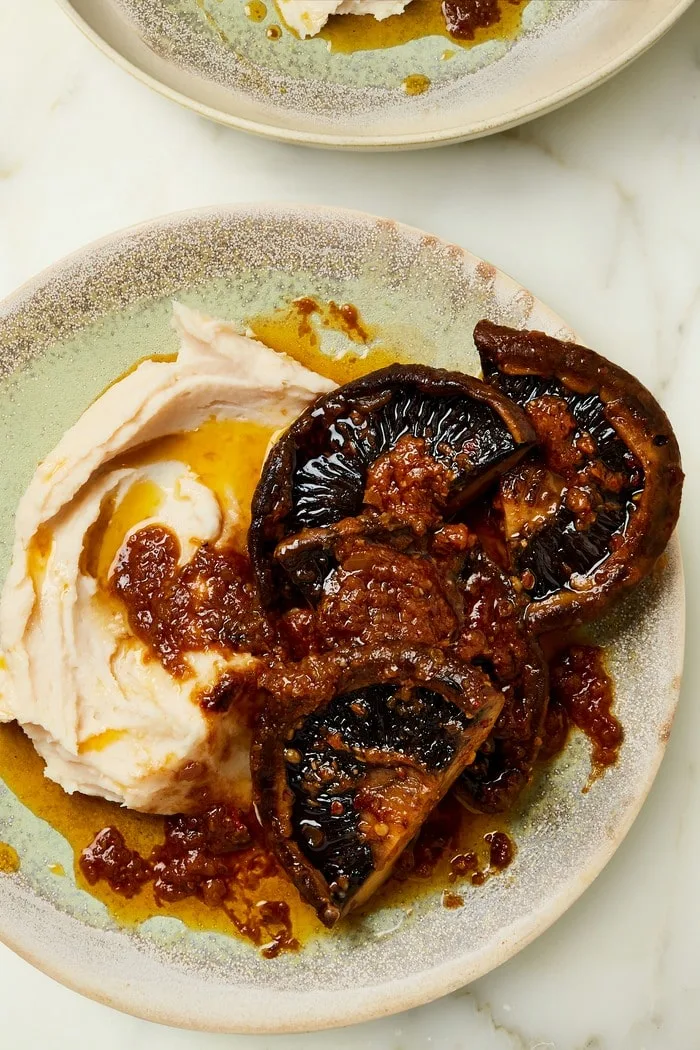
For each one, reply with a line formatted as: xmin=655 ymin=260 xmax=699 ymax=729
xmin=0 ymin=204 xmax=684 ymax=1032
xmin=57 ymin=0 xmax=693 ymax=149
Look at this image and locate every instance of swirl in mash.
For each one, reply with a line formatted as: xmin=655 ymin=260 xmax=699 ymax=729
xmin=0 ymin=303 xmax=334 ymax=814
xmin=277 ymin=1 xmax=413 ymax=38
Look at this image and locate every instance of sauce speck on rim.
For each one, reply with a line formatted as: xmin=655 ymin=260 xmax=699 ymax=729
xmin=403 ymin=74 xmax=431 ymax=96
xmin=246 ymin=0 xmax=268 ymax=22
xmin=0 ymin=841 xmax=20 ymax=874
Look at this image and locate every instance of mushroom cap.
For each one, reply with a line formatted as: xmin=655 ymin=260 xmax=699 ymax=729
xmin=474 ymin=320 xmax=684 ymax=631
xmin=249 ymin=363 xmax=536 ymax=608
xmin=252 ymin=645 xmax=504 ymax=926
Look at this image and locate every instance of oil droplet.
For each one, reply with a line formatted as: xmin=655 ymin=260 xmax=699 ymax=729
xmin=442 ymin=890 xmax=464 ymax=909
xmin=49 ymin=862 xmax=65 ymax=877
xmin=402 ymin=74 xmax=431 ymax=96
xmin=0 ymin=842 xmax=20 ymax=874
xmin=79 ymin=729 xmax=129 ymax=755
xmin=266 ymin=23 xmax=282 ymax=40
xmin=245 ymin=0 xmax=267 ymax=21
xmin=26 ymin=524 xmax=53 ymax=594
xmin=441 ymin=48 xmax=456 ymax=60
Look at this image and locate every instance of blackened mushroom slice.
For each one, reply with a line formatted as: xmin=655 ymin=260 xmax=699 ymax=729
xmin=252 ymin=646 xmax=504 ymax=926
xmin=272 ymin=513 xmax=416 ymax=606
xmin=451 ymin=546 xmax=550 ymax=813
xmin=474 ymin=320 xmax=684 ymax=630
xmin=249 ymin=364 xmax=536 ymax=607
xmin=275 ymin=519 xmax=465 ymax=637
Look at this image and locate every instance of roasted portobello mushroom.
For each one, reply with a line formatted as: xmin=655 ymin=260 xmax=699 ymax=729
xmin=249 ymin=330 xmax=682 ymax=915
xmin=252 ymin=645 xmax=504 ymax=926
xmin=249 ymin=364 xmax=535 ymax=607
xmin=474 ymin=320 xmax=683 ymax=630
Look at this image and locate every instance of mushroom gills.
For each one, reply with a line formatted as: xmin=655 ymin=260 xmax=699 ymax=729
xmin=455 ymin=650 xmax=549 ymax=813
xmin=485 ymin=366 xmax=641 ymax=602
xmin=474 ymin=320 xmax=683 ymax=628
xmin=254 ymin=650 xmax=504 ymax=925
xmin=292 ymin=385 xmax=522 ymax=530
xmin=499 ymin=459 xmax=635 ymax=602
xmin=249 ymin=364 xmax=536 ymax=608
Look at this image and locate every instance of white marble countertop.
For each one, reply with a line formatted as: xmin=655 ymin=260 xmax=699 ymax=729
xmin=1 ymin=1 xmax=699 ymax=1047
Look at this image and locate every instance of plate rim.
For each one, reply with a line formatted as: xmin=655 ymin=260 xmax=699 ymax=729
xmin=0 ymin=202 xmax=686 ymax=1032
xmin=55 ymin=0 xmax=695 ymax=150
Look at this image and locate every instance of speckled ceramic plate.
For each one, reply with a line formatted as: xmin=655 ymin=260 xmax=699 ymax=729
xmin=0 ymin=204 xmax=684 ymax=1032
xmin=57 ymin=0 xmax=693 ymax=149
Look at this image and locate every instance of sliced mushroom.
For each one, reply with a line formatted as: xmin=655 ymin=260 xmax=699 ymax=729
xmin=271 ymin=512 xmax=416 ymax=606
xmin=456 ymin=651 xmax=549 ymax=813
xmin=452 ymin=546 xmax=550 ymax=813
xmin=474 ymin=320 xmax=683 ymax=630
xmin=249 ymin=364 xmax=536 ymax=607
xmin=272 ymin=514 xmax=550 ymax=815
xmin=252 ymin=645 xmax=504 ymax=926
xmin=273 ymin=519 xmax=465 ymax=646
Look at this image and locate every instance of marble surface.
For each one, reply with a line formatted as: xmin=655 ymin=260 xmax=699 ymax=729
xmin=1 ymin=1 xmax=699 ymax=1047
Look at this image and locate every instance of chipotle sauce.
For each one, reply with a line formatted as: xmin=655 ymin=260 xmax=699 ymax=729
xmin=548 ymin=644 xmax=623 ymax=784
xmin=0 ymin=298 xmax=622 ymax=953
xmin=80 ymin=804 xmax=299 ymax=959
xmin=247 ymin=297 xmax=418 ymax=386
xmin=111 ymin=525 xmax=272 ymax=676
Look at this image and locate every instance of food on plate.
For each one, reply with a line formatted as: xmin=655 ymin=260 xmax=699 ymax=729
xmin=253 ymin=645 xmax=503 ymax=925
xmin=442 ymin=0 xmax=514 ymax=39
xmin=0 ymin=302 xmax=682 ymax=955
xmin=277 ymin=0 xmax=414 ymax=38
xmin=547 ymin=643 xmax=622 ymax=783
xmin=248 ymin=364 xmax=535 ymax=606
xmin=474 ymin=320 xmax=684 ymax=630
xmin=452 ymin=547 xmax=549 ymax=814
xmin=0 ymin=303 xmax=333 ymax=812
xmin=274 ymin=0 xmax=526 ymax=50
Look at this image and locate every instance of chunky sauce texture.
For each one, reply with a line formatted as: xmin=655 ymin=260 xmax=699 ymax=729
xmin=0 ymin=300 xmax=622 ymax=955
xmin=112 ymin=526 xmax=272 ymax=675
xmin=0 ymin=721 xmax=323 ymax=952
xmin=547 ymin=644 xmax=622 ymax=783
xmin=80 ymin=804 xmax=300 ymax=959
xmin=0 ymin=720 xmax=513 ymax=948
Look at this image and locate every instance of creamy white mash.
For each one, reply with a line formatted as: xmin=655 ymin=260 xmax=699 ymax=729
xmin=277 ymin=0 xmax=413 ymax=39
xmin=0 ymin=303 xmax=334 ymax=814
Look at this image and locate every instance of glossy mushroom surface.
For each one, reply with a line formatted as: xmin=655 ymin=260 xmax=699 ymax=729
xmin=474 ymin=320 xmax=683 ymax=630
xmin=249 ymin=364 xmax=535 ymax=607
xmin=252 ymin=646 xmax=504 ymax=926
xmin=452 ymin=547 xmax=550 ymax=814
